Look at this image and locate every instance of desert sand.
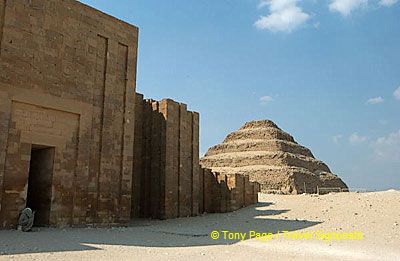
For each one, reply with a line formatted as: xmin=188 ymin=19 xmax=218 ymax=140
xmin=1 ymin=190 xmax=399 ymax=261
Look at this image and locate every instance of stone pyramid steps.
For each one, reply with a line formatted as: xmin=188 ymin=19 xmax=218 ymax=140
xmin=201 ymin=151 xmax=330 ymax=173
xmin=200 ymin=120 xmax=348 ymax=194
xmin=239 ymin=120 xmax=280 ymax=129
xmin=205 ymin=139 xmax=314 ymax=158
xmin=223 ymin=128 xmax=295 ymax=143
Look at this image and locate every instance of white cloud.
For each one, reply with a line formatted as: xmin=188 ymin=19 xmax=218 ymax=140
xmin=379 ymin=0 xmax=398 ymax=6
xmin=394 ymin=86 xmax=400 ymax=100
xmin=259 ymin=95 xmax=274 ymax=105
xmin=349 ymin=133 xmax=368 ymax=144
xmin=258 ymin=0 xmax=270 ymax=8
xmin=333 ymin=134 xmax=343 ymax=144
xmin=366 ymin=96 xmax=384 ymax=105
xmin=372 ymin=130 xmax=400 ymax=160
xmin=329 ymin=0 xmax=367 ymax=16
xmin=255 ymin=0 xmax=310 ymax=33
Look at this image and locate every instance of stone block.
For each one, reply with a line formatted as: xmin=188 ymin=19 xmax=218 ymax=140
xmin=191 ymin=113 xmax=200 ymax=216
xmin=198 ymin=167 xmax=204 ymax=214
xmin=0 ymin=0 xmax=138 ymax=228
xmin=203 ymin=168 xmax=215 ymax=213
xmin=226 ymin=174 xmax=245 ymax=211
xmin=178 ymin=104 xmax=192 ymax=217
xmin=244 ymin=175 xmax=253 ymax=206
xmin=160 ymin=99 xmax=180 ymax=219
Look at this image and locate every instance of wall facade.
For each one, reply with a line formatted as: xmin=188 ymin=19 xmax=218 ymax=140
xmin=0 ymin=0 xmax=258 ymax=229
xmin=132 ymin=94 xmax=200 ymax=219
xmin=133 ymin=94 xmax=260 ymax=219
xmin=199 ymin=169 xmax=260 ymax=214
xmin=0 ymin=0 xmax=138 ymax=228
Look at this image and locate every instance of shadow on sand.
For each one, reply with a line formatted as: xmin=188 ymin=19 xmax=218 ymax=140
xmin=0 ymin=202 xmax=321 ymax=255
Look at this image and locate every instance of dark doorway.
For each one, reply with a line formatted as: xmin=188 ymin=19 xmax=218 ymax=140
xmin=26 ymin=146 xmax=55 ymax=227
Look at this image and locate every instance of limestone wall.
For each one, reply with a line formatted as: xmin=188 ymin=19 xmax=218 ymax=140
xmin=199 ymin=169 xmax=259 ymax=214
xmin=0 ymin=0 xmax=258 ymax=229
xmin=132 ymin=94 xmax=200 ymax=219
xmin=0 ymin=0 xmax=138 ymax=228
xmin=133 ymin=94 xmax=260 ymax=219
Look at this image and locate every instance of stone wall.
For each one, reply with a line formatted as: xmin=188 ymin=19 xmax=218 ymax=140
xmin=0 ymin=0 xmax=138 ymax=228
xmin=133 ymin=94 xmax=260 ymax=219
xmin=0 ymin=0 xmax=258 ymax=229
xmin=199 ymin=169 xmax=259 ymax=214
xmin=132 ymin=94 xmax=200 ymax=219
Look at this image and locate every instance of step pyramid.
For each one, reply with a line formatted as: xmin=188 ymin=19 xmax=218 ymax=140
xmin=200 ymin=120 xmax=348 ymax=194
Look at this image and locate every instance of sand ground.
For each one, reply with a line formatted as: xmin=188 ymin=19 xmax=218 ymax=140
xmin=1 ymin=191 xmax=399 ymax=260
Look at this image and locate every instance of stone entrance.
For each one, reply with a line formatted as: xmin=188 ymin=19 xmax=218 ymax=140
xmin=0 ymin=0 xmax=259 ymax=229
xmin=26 ymin=146 xmax=55 ymax=227
xmin=0 ymin=102 xmax=80 ymax=227
xmin=0 ymin=0 xmax=138 ymax=228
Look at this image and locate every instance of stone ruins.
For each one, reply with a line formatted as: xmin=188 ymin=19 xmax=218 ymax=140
xmin=132 ymin=94 xmax=259 ymax=220
xmin=0 ymin=0 xmax=259 ymax=228
xmin=201 ymin=120 xmax=348 ymax=194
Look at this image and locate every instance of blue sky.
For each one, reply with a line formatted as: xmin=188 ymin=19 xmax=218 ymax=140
xmin=80 ymin=0 xmax=399 ymax=191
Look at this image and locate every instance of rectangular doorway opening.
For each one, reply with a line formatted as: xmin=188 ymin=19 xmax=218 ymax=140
xmin=26 ymin=145 xmax=55 ymax=227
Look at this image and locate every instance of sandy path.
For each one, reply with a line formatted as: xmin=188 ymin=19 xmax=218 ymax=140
xmin=1 ymin=191 xmax=399 ymax=260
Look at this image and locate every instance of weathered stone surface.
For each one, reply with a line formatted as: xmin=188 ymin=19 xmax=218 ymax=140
xmin=191 ymin=113 xmax=200 ymax=216
xmin=0 ymin=0 xmax=138 ymax=228
xmin=226 ymin=174 xmax=245 ymax=211
xmin=198 ymin=167 xmax=204 ymax=214
xmin=200 ymin=169 xmax=259 ymax=213
xmin=202 ymin=168 xmax=216 ymax=213
xmin=201 ymin=120 xmax=348 ymax=194
xmin=179 ymin=104 xmax=192 ymax=217
xmin=162 ymin=99 xmax=180 ymax=219
xmin=0 ymin=0 xmax=258 ymax=229
xmin=131 ymin=94 xmax=143 ymax=218
xmin=132 ymin=95 xmax=201 ymax=219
